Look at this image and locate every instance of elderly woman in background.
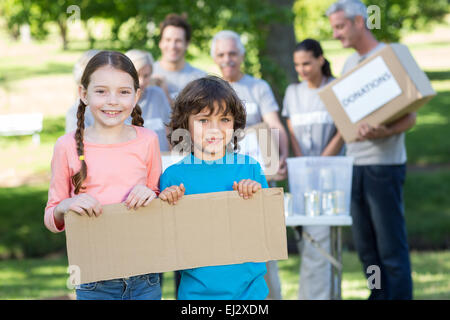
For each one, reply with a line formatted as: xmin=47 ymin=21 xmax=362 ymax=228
xmin=65 ymin=50 xmax=99 ymax=133
xmin=125 ymin=49 xmax=172 ymax=152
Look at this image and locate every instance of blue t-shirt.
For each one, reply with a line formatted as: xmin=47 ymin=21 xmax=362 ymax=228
xmin=160 ymin=152 xmax=269 ymax=300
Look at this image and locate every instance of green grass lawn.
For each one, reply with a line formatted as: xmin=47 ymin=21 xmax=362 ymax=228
xmin=405 ymin=76 xmax=450 ymax=165
xmin=1 ymin=251 xmax=449 ymax=300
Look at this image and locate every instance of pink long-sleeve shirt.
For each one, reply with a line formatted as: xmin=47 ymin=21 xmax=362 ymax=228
xmin=44 ymin=126 xmax=162 ymax=233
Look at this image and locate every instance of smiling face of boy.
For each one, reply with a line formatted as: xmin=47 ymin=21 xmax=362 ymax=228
xmin=188 ymin=101 xmax=235 ymax=161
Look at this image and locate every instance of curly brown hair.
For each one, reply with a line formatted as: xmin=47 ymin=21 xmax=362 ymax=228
xmin=72 ymin=50 xmax=144 ymax=194
xmin=167 ymin=75 xmax=246 ymax=152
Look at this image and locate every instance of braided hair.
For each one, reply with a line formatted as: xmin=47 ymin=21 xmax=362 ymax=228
xmin=72 ymin=50 xmax=144 ymax=194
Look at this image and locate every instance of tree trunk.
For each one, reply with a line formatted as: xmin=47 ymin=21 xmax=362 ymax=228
xmin=58 ymin=18 xmax=68 ymax=50
xmin=259 ymin=0 xmax=297 ymax=105
xmin=84 ymin=21 xmax=96 ymax=49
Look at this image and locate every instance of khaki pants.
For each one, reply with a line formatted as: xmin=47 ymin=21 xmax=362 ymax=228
xmin=299 ymin=226 xmax=331 ymax=300
xmin=264 ymin=260 xmax=282 ymax=300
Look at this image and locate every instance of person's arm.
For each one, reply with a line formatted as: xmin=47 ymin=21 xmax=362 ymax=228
xmin=45 ymin=137 xmax=104 ymax=231
xmin=158 ymin=167 xmax=185 ymax=205
xmin=286 ymin=119 xmax=303 ymax=157
xmin=147 ymin=133 xmax=162 ymax=196
xmin=321 ymin=131 xmax=345 ymax=156
xmin=150 ymin=76 xmax=173 ymax=105
xmin=261 ymin=111 xmax=289 ymax=176
xmin=44 ymin=137 xmax=72 ymax=232
xmin=357 ymin=112 xmax=417 ymax=141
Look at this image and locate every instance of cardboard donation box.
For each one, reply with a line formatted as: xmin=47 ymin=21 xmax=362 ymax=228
xmin=318 ymin=43 xmax=436 ymax=143
xmin=65 ymin=188 xmax=288 ymax=285
xmin=241 ymin=122 xmax=281 ymax=181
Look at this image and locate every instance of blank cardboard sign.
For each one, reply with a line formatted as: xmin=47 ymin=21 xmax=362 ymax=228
xmin=65 ymin=188 xmax=288 ymax=285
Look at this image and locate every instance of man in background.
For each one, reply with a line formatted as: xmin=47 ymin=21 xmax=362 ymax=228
xmin=327 ymin=0 xmax=415 ymax=300
xmin=152 ymin=13 xmax=206 ymax=104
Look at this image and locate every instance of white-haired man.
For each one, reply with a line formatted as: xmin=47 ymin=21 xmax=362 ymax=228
xmin=327 ymin=0 xmax=414 ymax=300
xmin=211 ymin=30 xmax=289 ymax=300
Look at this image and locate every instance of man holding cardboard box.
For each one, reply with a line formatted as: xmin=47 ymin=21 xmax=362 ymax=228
xmin=326 ymin=0 xmax=415 ymax=299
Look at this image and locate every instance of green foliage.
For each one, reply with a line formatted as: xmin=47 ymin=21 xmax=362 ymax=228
xmin=368 ymin=0 xmax=450 ymax=42
xmin=403 ymin=169 xmax=450 ymax=249
xmin=0 ymin=0 xmax=48 ymax=40
xmin=4 ymin=0 xmax=446 ymax=98
xmin=293 ymin=0 xmax=449 ymax=43
xmin=293 ymin=0 xmax=335 ymax=41
xmin=406 ymin=77 xmax=450 ymax=165
xmin=0 ymin=0 xmax=293 ymax=95
xmin=0 ymin=185 xmax=66 ymax=260
xmin=0 ymin=117 xmax=66 ymax=260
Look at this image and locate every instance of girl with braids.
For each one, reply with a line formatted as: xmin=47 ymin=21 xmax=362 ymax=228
xmin=44 ymin=51 xmax=162 ymax=300
xmin=281 ymin=39 xmax=344 ymax=300
xmin=158 ymin=76 xmax=269 ymax=300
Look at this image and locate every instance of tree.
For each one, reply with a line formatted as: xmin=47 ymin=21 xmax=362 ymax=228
xmin=259 ymin=0 xmax=298 ymax=102
xmin=96 ymin=0 xmax=297 ymax=103
xmin=293 ymin=0 xmax=450 ymax=43
xmin=0 ymin=0 xmax=48 ymax=41
xmin=367 ymin=0 xmax=450 ymax=42
xmin=2 ymin=0 xmax=447 ymax=101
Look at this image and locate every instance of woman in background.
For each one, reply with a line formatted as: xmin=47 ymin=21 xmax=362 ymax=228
xmin=65 ymin=50 xmax=99 ymax=133
xmin=282 ymin=39 xmax=344 ymax=300
xmin=125 ymin=49 xmax=172 ymax=151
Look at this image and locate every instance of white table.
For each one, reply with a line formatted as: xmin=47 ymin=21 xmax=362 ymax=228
xmin=285 ymin=214 xmax=353 ymax=300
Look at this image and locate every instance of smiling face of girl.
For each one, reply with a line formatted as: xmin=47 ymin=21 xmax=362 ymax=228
xmin=80 ymin=65 xmax=141 ymax=130
xmin=188 ymin=100 xmax=235 ymax=161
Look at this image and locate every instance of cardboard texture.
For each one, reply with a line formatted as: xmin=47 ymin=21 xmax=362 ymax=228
xmin=65 ymin=188 xmax=288 ymax=285
xmin=318 ymin=43 xmax=436 ymax=143
xmin=242 ymin=122 xmax=282 ymax=181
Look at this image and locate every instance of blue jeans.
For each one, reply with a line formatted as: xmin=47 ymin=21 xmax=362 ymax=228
xmin=76 ymin=273 xmax=161 ymax=300
xmin=351 ymin=164 xmax=413 ymax=300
